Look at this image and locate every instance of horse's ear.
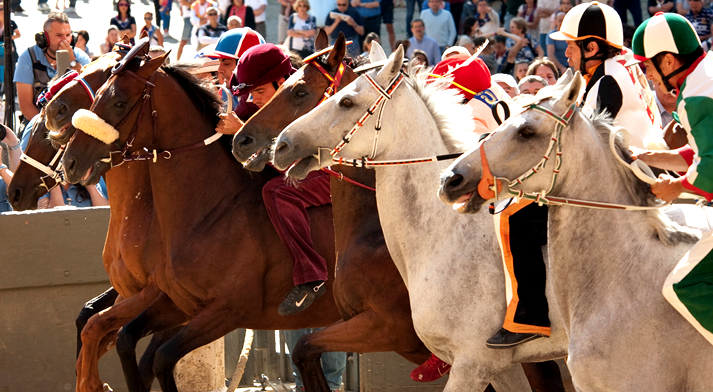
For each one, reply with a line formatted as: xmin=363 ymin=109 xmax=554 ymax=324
xmin=558 ymin=71 xmax=582 ymax=109
xmin=325 ymin=33 xmax=346 ymax=70
xmin=121 ymin=34 xmax=131 ymax=45
xmin=137 ymin=53 xmax=168 ymax=79
xmin=315 ymin=29 xmax=329 ymax=52
xmin=375 ymin=45 xmax=403 ymax=87
xmin=139 ymin=30 xmax=149 ymax=40
xmin=554 ymin=68 xmax=573 ymax=89
xmin=369 ymin=41 xmax=387 ymax=63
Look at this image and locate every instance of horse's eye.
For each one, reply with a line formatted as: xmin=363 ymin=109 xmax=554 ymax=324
xmin=340 ymin=98 xmax=352 ymax=108
xmin=114 ymin=102 xmax=126 ymax=109
xmin=518 ymin=127 xmax=535 ymax=139
xmin=295 ymin=89 xmax=307 ymax=98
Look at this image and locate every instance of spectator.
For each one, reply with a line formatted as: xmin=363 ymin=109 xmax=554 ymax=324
xmin=382 ymin=0 xmax=395 ymax=50
xmin=502 ymin=16 xmax=544 ymax=63
xmin=406 ymin=19 xmax=440 ymax=65
xmin=100 ymin=26 xmax=119 ymax=55
xmin=420 ymin=0 xmax=456 ymax=53
xmin=504 ymin=0 xmax=525 ymax=32
xmin=351 ymin=0 xmax=381 ymax=50
xmin=676 ymin=0 xmax=692 ymax=15
xmin=405 ymin=0 xmax=420 ymax=38
xmin=278 ymin=0 xmax=295 ymax=44
xmin=177 ymin=0 xmax=193 ymax=60
xmin=475 ymin=36 xmax=499 ymax=72
xmin=649 ymin=0 xmax=675 ymax=15
xmin=43 ymin=179 xmax=109 ymax=208
xmin=287 ymin=0 xmax=317 ymax=59
xmin=491 ymin=34 xmax=508 ymax=68
xmin=284 ymin=329 xmax=346 ymax=392
xmin=514 ymin=59 xmax=529 ymax=81
xmin=191 ymin=0 xmax=218 ymax=50
xmin=111 ymin=0 xmax=137 ymax=44
xmin=492 ymin=73 xmax=519 ymax=97
xmin=226 ymin=0 xmax=255 ymax=30
xmin=653 ymin=80 xmax=676 ymax=128
xmin=462 ymin=15 xmax=477 ymax=37
xmin=324 ymin=0 xmax=364 ymax=58
xmin=518 ymin=74 xmax=547 ymax=95
xmin=613 ymin=0 xmax=642 ymax=26
xmin=227 ymin=15 xmax=243 ymax=29
xmin=411 ymin=48 xmax=430 ymax=66
xmin=0 ymin=125 xmax=21 ymax=212
xmin=13 ymin=11 xmax=89 ymax=130
xmin=74 ymin=30 xmax=92 ymax=57
xmin=526 ymin=56 xmax=558 ymax=84
xmin=160 ymin=0 xmax=172 ymax=35
xmin=547 ymin=11 xmax=567 ymax=74
xmin=141 ymin=11 xmax=165 ymax=47
xmin=196 ymin=7 xmax=227 ymax=50
xmin=471 ymin=0 xmax=500 ymax=37
xmin=685 ymin=0 xmax=713 ymax=41
xmin=244 ymin=0 xmax=267 ymax=38
xmin=420 ymin=0 xmax=449 ymax=11
xmin=361 ymin=31 xmax=380 ymax=57
xmin=536 ymin=0 xmax=558 ymax=52
xmin=517 ymin=0 xmax=539 ymax=37
xmin=457 ymin=34 xmax=476 ymax=53
xmin=548 ymin=0 xmax=571 ymax=31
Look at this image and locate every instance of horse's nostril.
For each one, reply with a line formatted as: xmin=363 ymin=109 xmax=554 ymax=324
xmin=238 ymin=135 xmax=254 ymax=148
xmin=446 ymin=173 xmax=464 ymax=190
xmin=64 ymin=157 xmax=75 ymax=173
xmin=275 ymin=141 xmax=288 ymax=155
xmin=12 ymin=188 xmax=22 ymax=204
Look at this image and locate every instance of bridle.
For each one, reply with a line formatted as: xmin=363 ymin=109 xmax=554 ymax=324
xmin=476 ymin=100 xmax=668 ymax=210
xmin=22 ymin=70 xmax=97 ymax=191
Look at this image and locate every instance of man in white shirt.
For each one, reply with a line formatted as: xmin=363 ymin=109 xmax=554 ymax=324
xmin=245 ymin=0 xmax=268 ymax=38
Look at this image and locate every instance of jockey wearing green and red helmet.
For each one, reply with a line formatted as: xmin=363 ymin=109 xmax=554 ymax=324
xmin=549 ymin=1 xmax=661 ymax=148
xmin=630 ymin=12 xmax=713 ymax=346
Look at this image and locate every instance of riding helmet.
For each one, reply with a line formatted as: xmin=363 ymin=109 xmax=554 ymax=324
xmin=628 ymin=12 xmax=701 ymax=65
xmin=549 ymin=1 xmax=623 ymax=49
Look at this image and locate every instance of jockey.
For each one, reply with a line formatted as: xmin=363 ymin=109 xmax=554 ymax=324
xmin=629 ymin=12 xmax=713 ymax=346
xmin=216 ymin=44 xmax=333 ymax=316
xmin=429 ymin=53 xmax=515 ymax=133
xmin=549 ymin=1 xmax=660 ymax=148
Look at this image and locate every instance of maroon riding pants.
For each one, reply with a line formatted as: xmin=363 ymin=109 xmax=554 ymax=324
xmin=262 ymin=170 xmax=331 ymax=285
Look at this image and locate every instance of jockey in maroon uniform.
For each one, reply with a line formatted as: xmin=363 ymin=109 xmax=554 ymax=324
xmin=215 ymin=44 xmax=332 ymax=316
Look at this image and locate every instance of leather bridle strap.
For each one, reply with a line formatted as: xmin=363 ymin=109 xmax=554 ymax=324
xmin=308 ymin=60 xmax=346 ymax=105
xmin=19 ymin=145 xmax=67 ymax=190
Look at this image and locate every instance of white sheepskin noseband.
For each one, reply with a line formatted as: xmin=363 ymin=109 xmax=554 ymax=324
xmin=72 ymin=109 xmax=120 ymax=144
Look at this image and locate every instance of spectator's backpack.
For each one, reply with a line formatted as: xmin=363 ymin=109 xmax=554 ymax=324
xmin=28 ymin=48 xmax=52 ymax=110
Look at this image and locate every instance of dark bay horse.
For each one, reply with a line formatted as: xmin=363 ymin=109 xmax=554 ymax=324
xmin=61 ymin=53 xmax=341 ymax=392
xmin=232 ymin=32 xmax=565 ymax=392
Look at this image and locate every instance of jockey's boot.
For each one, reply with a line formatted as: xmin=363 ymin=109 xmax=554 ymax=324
xmin=485 ymin=328 xmax=547 ymax=349
xmin=410 ymin=353 xmax=452 ymax=382
xmin=278 ymin=280 xmax=326 ymax=316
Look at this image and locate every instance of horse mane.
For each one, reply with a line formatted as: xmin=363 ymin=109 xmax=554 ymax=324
xmin=588 ymin=111 xmax=699 ymax=246
xmin=160 ymin=62 xmax=222 ymax=129
xmin=404 ymin=62 xmax=478 ymax=154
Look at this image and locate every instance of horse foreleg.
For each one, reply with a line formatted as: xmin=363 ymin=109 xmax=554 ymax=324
xmin=490 ymin=364 xmax=531 ymax=392
xmin=521 ymin=361 xmax=566 ymax=392
xmin=116 ymin=293 xmax=189 ymax=392
xmin=76 ymin=287 xmax=119 ymax=359
xmin=153 ymin=302 xmax=236 ymax=392
xmin=77 ymin=285 xmax=160 ymax=392
xmin=292 ymin=311 xmax=430 ymax=392
xmin=138 ymin=326 xmax=183 ymax=391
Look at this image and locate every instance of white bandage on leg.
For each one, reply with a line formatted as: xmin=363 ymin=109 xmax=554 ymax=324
xmin=71 ymin=109 xmax=120 ymax=144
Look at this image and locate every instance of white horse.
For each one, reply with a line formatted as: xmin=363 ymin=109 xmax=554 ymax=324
xmin=439 ymin=71 xmax=713 ymax=391
xmin=270 ymin=44 xmax=568 ymax=391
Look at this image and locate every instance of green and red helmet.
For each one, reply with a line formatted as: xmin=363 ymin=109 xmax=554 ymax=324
xmin=629 ymin=12 xmax=701 ymax=66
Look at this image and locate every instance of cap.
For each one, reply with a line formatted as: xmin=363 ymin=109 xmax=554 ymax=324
xmin=491 ymin=73 xmax=518 ymax=89
xmin=627 ymin=12 xmax=701 ymax=66
xmin=192 ymin=44 xmax=220 ymax=74
xmin=429 ymin=54 xmax=491 ymax=100
xmin=548 ymin=1 xmax=623 ymax=49
xmin=230 ymin=44 xmax=296 ymax=97
xmin=207 ymin=27 xmax=266 ymax=60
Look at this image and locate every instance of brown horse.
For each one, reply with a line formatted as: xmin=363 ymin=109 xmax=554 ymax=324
xmin=61 ymin=53 xmax=341 ymax=392
xmin=233 ymin=32 xmax=566 ymax=392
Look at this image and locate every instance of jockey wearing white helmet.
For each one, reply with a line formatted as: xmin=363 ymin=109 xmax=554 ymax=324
xmin=549 ymin=1 xmax=661 ymax=148
xmin=629 ymin=12 xmax=713 ymax=346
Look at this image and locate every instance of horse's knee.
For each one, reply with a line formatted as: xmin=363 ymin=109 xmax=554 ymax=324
xmin=292 ymin=335 xmax=321 ymax=367
xmin=76 ymin=307 xmax=95 ymax=333
xmin=152 ymin=346 xmax=178 ymax=379
xmin=115 ymin=327 xmax=139 ymax=359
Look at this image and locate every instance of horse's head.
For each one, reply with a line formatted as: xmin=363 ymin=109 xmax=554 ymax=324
xmin=233 ymin=32 xmax=358 ymax=171
xmin=439 ymin=70 xmax=583 ymax=213
xmin=46 ymin=51 xmax=125 ymax=145
xmin=7 ymin=115 xmax=62 ymax=210
xmin=63 ymin=53 xmax=167 ymax=185
xmin=273 ymin=41 xmax=403 ymax=179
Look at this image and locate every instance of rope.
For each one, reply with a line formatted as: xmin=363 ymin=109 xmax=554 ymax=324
xmin=226 ymin=329 xmax=254 ymax=392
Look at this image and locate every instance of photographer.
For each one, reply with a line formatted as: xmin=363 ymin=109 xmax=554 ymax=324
xmin=13 ymin=12 xmax=90 ymax=132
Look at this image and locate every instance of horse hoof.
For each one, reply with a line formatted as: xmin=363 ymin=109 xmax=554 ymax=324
xmin=102 ymin=383 xmax=114 ymax=392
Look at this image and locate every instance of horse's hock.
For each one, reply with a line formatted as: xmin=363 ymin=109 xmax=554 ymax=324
xmin=0 ymin=207 xmax=449 ymax=391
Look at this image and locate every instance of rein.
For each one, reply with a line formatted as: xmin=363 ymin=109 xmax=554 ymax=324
xmin=477 ymin=102 xmax=669 ymax=211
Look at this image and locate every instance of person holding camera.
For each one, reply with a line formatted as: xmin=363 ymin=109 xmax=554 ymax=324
xmin=13 ymin=11 xmax=90 ymax=132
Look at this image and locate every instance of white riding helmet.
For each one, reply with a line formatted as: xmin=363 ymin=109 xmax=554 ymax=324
xmin=549 ymin=1 xmax=623 ymax=49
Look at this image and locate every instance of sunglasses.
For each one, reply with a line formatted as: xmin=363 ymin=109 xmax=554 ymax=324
xmin=337 ymin=3 xmax=348 ymax=5
xmin=144 ymin=17 xmax=153 ymax=19
xmin=118 ymin=3 xmax=129 ymax=6
xmin=207 ymin=12 xmax=218 ymax=15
